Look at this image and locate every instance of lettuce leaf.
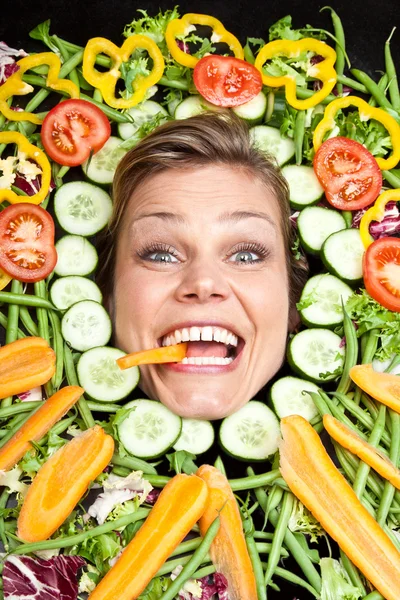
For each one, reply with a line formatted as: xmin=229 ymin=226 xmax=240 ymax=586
xmin=320 ymin=557 xmax=362 ymax=600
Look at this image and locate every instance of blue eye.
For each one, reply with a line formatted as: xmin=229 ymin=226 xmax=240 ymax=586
xmin=148 ymin=251 xmax=179 ymax=263
xmin=230 ymin=250 xmax=261 ymax=264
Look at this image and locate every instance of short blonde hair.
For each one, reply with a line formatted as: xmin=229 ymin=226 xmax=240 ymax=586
xmin=96 ymin=112 xmax=308 ymax=308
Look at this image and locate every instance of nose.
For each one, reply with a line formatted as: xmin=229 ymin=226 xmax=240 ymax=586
xmin=174 ymin=258 xmax=231 ymax=304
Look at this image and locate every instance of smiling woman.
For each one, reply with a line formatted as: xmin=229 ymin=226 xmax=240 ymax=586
xmin=96 ymin=112 xmax=308 ymax=419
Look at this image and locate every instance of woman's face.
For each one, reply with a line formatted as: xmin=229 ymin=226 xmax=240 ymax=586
xmin=113 ymin=164 xmax=290 ymax=419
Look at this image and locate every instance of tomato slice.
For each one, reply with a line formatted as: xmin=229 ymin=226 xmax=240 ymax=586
xmin=363 ymin=237 xmax=400 ymax=312
xmin=0 ymin=204 xmax=57 ymax=283
xmin=41 ymin=99 xmax=111 ymax=166
xmin=313 ymin=137 xmax=382 ymax=211
xmin=193 ymin=55 xmax=262 ymax=107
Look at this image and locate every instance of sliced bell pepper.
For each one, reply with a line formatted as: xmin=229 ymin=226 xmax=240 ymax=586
xmin=117 ymin=343 xmax=187 ymax=370
xmin=165 ymin=13 xmax=244 ymax=69
xmin=82 ymin=35 xmax=164 ymax=109
xmin=313 ymin=96 xmax=400 ymax=170
xmin=360 ymin=188 xmax=400 ymax=249
xmin=0 ymin=269 xmax=12 ymax=292
xmin=254 ymin=38 xmax=337 ymax=110
xmin=0 ymin=132 xmax=51 ymax=205
xmin=0 ymin=52 xmax=79 ymax=125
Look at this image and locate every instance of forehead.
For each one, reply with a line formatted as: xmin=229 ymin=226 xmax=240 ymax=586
xmin=125 ymin=164 xmax=283 ymax=228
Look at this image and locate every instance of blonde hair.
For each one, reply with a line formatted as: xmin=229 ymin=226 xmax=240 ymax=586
xmin=96 ymin=111 xmax=308 ymax=308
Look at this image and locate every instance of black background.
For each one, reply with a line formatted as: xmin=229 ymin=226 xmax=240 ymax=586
xmin=1 ymin=1 xmax=399 ymax=598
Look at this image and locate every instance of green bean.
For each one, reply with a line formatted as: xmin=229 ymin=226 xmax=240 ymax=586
xmin=111 ymin=452 xmax=158 ymax=476
xmin=111 ymin=465 xmax=130 ymax=477
xmin=256 ymin=542 xmax=288 ymax=557
xmin=263 ymin=485 xmax=284 ymax=528
xmin=353 ymin=329 xmax=379 ymax=405
xmin=53 ymin=35 xmax=80 ymax=89
xmin=0 ymin=401 xmax=43 ymax=420
xmin=159 ymin=518 xmax=220 ymax=600
xmin=360 ymin=392 xmax=379 ymax=420
xmin=18 ymin=306 xmax=38 ymax=336
xmin=156 ymin=554 xmax=210 ymax=577
xmin=0 ymin=489 xmax=10 ymax=551
xmin=336 ymin=74 xmax=368 ymax=94
xmin=170 ymin=537 xmax=202 ymax=556
xmin=340 ymin=549 xmax=366 ymax=595
xmin=296 ymin=87 xmax=337 ymax=104
xmin=350 ymin=69 xmax=393 ymax=111
xmin=294 ymin=110 xmax=306 ymax=165
xmin=362 ymin=592 xmax=384 ymax=600
xmin=86 ymin=401 xmax=121 ymax=413
xmin=377 ymin=410 xmax=400 ymax=525
xmin=25 ymin=88 xmax=51 ymax=114
xmin=369 ymin=74 xmax=388 ymax=107
xmin=246 ymin=535 xmax=266 ymax=600
xmin=93 ymin=88 xmax=103 ymax=103
xmin=243 ymin=42 xmax=256 ymax=64
xmin=79 ymin=93 xmax=132 ymax=123
xmin=261 ymin=563 xmax=320 ymax=599
xmin=337 ymin=306 xmax=358 ymax=394
xmin=0 ymin=312 xmax=25 ymax=340
xmin=321 ymin=7 xmax=346 ymax=96
xmin=1 ymin=281 xmax=22 ymax=408
xmin=158 ymin=76 xmax=189 ymax=91
xmin=0 ymin=412 xmax=37 ymax=450
xmin=34 ymin=280 xmax=53 ymax=397
xmin=229 ymin=469 xmax=280 ymax=491
xmin=213 ymin=455 xmax=227 ymax=476
xmin=309 ymin=391 xmax=332 ymax=417
xmin=37 ymin=413 xmax=77 ymax=446
xmin=10 ymin=507 xmax=150 ymax=554
xmin=253 ymin=531 xmax=274 ymax=541
xmin=332 ymin=392 xmax=390 ymax=448
xmin=353 ymin=404 xmax=386 ymax=499
xmin=264 ymin=491 xmax=294 ymax=588
xmin=385 ymin=28 xmax=400 ymax=112
xmin=48 ymin=310 xmax=64 ymax=390
xmin=191 ymin=565 xmax=216 ymax=579
xmin=342 ymin=210 xmax=353 ymax=228
xmin=58 ymin=165 xmax=70 ymax=179
xmin=63 ymin=343 xmax=95 ymax=429
xmin=58 ymin=50 xmax=85 ymax=78
xmin=383 ymin=169 xmax=400 ymax=188
xmin=0 ymin=291 xmax=56 ymax=310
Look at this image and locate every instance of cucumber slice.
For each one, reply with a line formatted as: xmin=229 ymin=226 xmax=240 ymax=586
xmin=77 ymin=346 xmax=140 ymax=402
xmin=82 ymin=136 xmax=127 ymax=185
xmin=249 ymin=125 xmax=295 ymax=166
xmin=117 ymin=399 xmax=182 ymax=459
xmin=298 ymin=274 xmax=353 ymax=328
xmin=50 ymin=276 xmax=102 ymax=310
xmin=270 ymin=376 xmax=320 ymax=421
xmin=118 ymin=100 xmax=168 ymax=140
xmin=219 ymin=401 xmax=281 ymax=461
xmin=174 ymin=95 xmax=221 ymax=120
xmin=55 ymin=235 xmax=98 ymax=277
xmin=61 ymin=300 xmax=111 ymax=351
xmin=281 ymin=165 xmax=324 ymax=210
xmin=232 ymin=91 xmax=267 ymax=125
xmin=297 ymin=206 xmax=346 ymax=255
xmin=173 ymin=419 xmax=215 ymax=454
xmin=54 ymin=181 xmax=112 ymax=237
xmin=288 ymin=328 xmax=345 ymax=383
xmin=322 ymin=228 xmax=364 ymax=284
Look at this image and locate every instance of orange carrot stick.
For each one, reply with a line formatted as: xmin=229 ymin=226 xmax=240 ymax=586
xmin=0 ymin=337 xmax=56 ymax=400
xmin=196 ymin=465 xmax=257 ymax=600
xmin=88 ymin=473 xmax=208 ymax=600
xmin=323 ymin=413 xmax=400 ymax=488
xmin=350 ymin=364 xmax=400 ymax=412
xmin=280 ymin=414 xmax=400 ymax=600
xmin=0 ymin=385 xmax=83 ymax=472
xmin=116 ymin=342 xmax=187 ymax=370
xmin=17 ymin=425 xmax=114 ymax=542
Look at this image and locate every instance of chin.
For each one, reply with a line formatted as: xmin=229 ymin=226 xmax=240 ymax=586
xmin=155 ymin=389 xmax=249 ymax=421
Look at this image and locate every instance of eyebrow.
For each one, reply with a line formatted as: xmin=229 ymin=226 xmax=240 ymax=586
xmin=132 ymin=210 xmax=277 ymax=230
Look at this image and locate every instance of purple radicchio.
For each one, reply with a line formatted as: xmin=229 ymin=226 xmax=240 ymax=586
xmin=177 ymin=572 xmax=229 ymax=600
xmin=0 ymin=41 xmax=27 ymax=85
xmin=3 ymin=554 xmax=85 ymax=600
xmin=352 ymin=201 xmax=400 ymax=239
xmin=13 ymin=174 xmax=56 ymax=197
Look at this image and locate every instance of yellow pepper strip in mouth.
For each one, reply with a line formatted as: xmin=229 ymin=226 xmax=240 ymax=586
xmin=280 ymin=414 xmax=400 ymax=600
xmin=254 ymin=38 xmax=337 ymax=110
xmin=313 ymin=95 xmax=400 ymax=170
xmin=117 ymin=342 xmax=188 ymax=370
xmin=323 ymin=413 xmax=400 ymax=489
xmin=0 ymin=131 xmax=52 ymax=205
xmin=0 ymin=52 xmax=79 ymax=125
xmin=82 ymin=35 xmax=164 ymax=109
xmin=360 ymin=188 xmax=400 ymax=249
xmin=165 ymin=13 xmax=244 ymax=69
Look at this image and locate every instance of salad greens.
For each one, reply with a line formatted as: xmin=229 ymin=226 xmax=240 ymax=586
xmin=0 ymin=4 xmax=400 ymax=600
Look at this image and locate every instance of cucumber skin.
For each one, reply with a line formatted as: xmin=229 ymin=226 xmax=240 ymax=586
xmin=321 ymin=239 xmax=363 ymax=286
xmin=289 ymin=195 xmax=322 ymax=212
xmin=299 ymin=310 xmax=344 ymax=330
xmin=287 ymin=333 xmax=343 ymax=384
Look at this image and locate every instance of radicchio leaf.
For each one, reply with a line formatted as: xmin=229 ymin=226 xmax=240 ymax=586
xmin=0 ymin=41 xmax=27 ymax=85
xmin=3 ymin=554 xmax=85 ymax=600
xmin=13 ymin=174 xmax=56 ymax=197
xmin=352 ymin=201 xmax=400 ymax=239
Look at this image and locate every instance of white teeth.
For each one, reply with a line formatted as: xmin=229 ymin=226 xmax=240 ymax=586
xmin=181 ymin=356 xmax=234 ymax=365
xmin=189 ymin=326 xmax=201 ymax=341
xmin=174 ymin=329 xmax=182 ymax=343
xmin=219 ymin=330 xmax=228 ymax=344
xmin=213 ymin=328 xmax=221 ymax=342
xmin=181 ymin=328 xmax=190 ymax=342
xmin=201 ymin=326 xmax=213 ymax=341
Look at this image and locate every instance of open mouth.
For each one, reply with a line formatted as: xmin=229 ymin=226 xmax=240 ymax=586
xmin=158 ymin=325 xmax=245 ymax=366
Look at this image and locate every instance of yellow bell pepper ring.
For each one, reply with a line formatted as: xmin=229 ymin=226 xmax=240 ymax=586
xmin=254 ymin=38 xmax=337 ymax=110
xmin=82 ymin=35 xmax=164 ymax=110
xmin=0 ymin=132 xmax=52 ymax=206
xmin=165 ymin=13 xmax=244 ymax=69
xmin=0 ymin=269 xmax=12 ymax=292
xmin=313 ymin=96 xmax=400 ymax=170
xmin=360 ymin=188 xmax=400 ymax=249
xmin=0 ymin=52 xmax=79 ymax=125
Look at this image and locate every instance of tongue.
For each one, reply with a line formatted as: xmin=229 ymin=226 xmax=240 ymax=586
xmin=185 ymin=341 xmax=228 ymax=358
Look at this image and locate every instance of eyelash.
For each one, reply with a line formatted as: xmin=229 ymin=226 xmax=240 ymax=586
xmin=136 ymin=242 xmax=270 ymax=265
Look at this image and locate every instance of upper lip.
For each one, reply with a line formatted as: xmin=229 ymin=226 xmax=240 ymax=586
xmin=157 ymin=320 xmax=245 ymax=345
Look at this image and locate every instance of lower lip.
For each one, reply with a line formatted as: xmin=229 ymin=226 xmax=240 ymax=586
xmin=162 ymin=347 xmax=244 ymax=374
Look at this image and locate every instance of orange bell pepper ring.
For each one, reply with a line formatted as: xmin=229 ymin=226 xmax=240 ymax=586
xmin=0 ymin=52 xmax=79 ymax=125
xmin=360 ymin=188 xmax=400 ymax=249
xmin=82 ymin=35 xmax=164 ymax=109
